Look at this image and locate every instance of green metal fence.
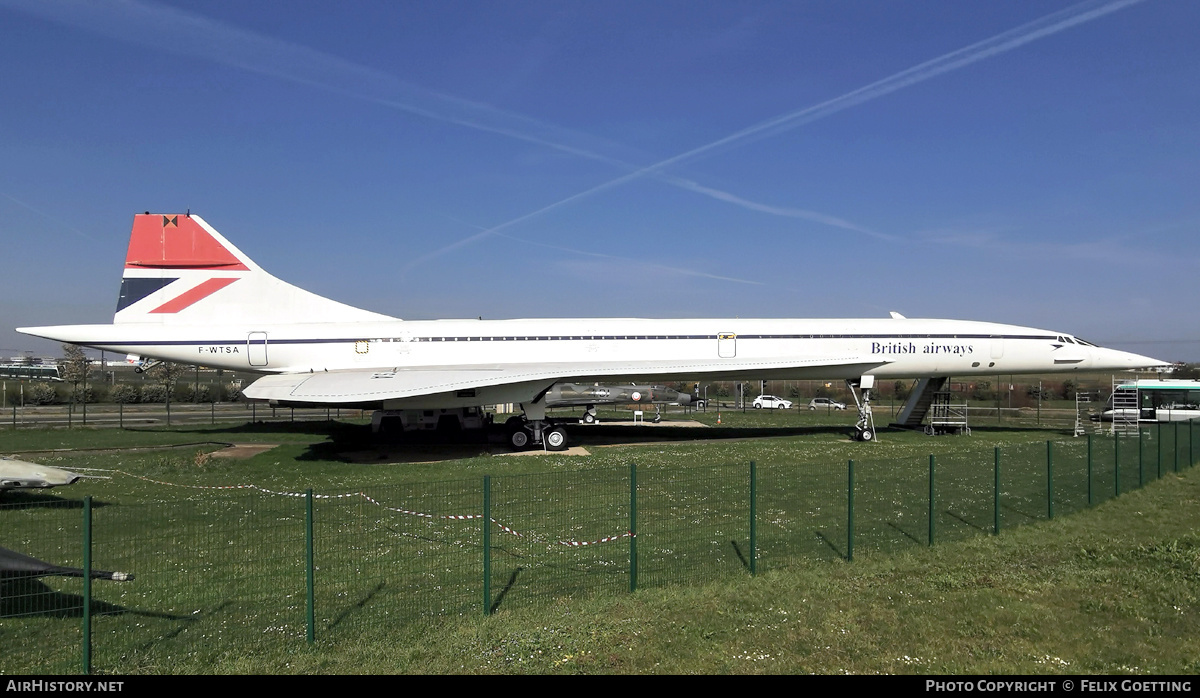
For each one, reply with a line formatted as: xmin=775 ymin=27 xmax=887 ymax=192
xmin=3 ymin=422 xmax=1198 ymax=674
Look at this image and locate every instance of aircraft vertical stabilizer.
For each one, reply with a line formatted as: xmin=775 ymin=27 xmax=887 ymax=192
xmin=114 ymin=214 xmax=397 ymax=325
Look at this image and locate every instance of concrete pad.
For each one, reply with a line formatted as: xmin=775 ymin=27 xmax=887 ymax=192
xmin=210 ymin=444 xmax=279 ymax=459
xmin=496 ymin=446 xmax=591 ymax=457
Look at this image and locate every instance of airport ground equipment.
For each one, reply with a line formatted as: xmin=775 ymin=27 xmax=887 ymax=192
xmin=1111 ymin=376 xmax=1140 ymax=436
xmin=924 ymin=391 xmax=970 ymax=436
xmin=1075 ymin=390 xmax=1100 ymax=437
xmin=891 ymin=377 xmax=949 ymax=430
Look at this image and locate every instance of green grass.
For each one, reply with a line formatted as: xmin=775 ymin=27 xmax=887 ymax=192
xmin=1 ymin=417 xmax=1196 ymax=674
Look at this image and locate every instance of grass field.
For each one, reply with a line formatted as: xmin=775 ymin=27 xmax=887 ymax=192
xmin=1 ymin=414 xmax=1196 ymax=674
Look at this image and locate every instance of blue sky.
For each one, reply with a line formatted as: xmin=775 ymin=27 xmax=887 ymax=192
xmin=2 ymin=0 xmax=1198 ymax=361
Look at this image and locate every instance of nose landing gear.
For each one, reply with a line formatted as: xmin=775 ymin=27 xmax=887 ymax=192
xmin=846 ymin=376 xmax=878 ymax=442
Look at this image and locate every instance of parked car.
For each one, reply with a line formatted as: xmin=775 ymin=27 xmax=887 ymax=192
xmin=752 ymin=395 xmax=792 ymax=409
xmin=808 ymin=397 xmax=847 ymax=410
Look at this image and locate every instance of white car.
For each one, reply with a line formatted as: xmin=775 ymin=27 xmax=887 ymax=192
xmin=752 ymin=395 xmax=792 ymax=409
xmin=808 ymin=397 xmax=847 ymax=410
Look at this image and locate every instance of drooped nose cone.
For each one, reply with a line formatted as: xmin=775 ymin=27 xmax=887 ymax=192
xmin=1091 ymin=347 xmax=1170 ymax=371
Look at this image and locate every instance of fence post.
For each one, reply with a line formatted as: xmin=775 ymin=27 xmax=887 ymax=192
xmin=928 ymin=455 xmax=935 ymax=546
xmin=994 ymin=447 xmax=1001 ymax=535
xmin=1114 ymin=432 xmax=1121 ymax=498
xmin=749 ymin=461 xmax=757 ymax=576
xmin=1157 ymin=422 xmax=1162 ymax=479
xmin=483 ymin=475 xmax=491 ymax=615
xmin=1174 ymin=422 xmax=1180 ymax=473
xmin=629 ymin=463 xmax=638 ymax=593
xmin=1086 ymin=434 xmax=1093 ymax=507
xmin=82 ymin=495 xmax=92 ymax=675
xmin=1139 ymin=427 xmax=1145 ymax=488
xmin=305 ymin=489 xmax=315 ymax=645
xmin=119 ymin=403 xmax=123 ymax=429
xmin=847 ymin=460 xmax=855 ymax=562
xmin=1046 ymin=441 xmax=1054 ymax=521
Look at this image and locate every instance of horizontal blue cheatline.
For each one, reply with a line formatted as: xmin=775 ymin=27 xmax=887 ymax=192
xmin=88 ymin=333 xmax=1056 ymax=346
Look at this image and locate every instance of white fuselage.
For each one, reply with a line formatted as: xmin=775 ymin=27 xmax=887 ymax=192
xmin=17 ymin=214 xmax=1168 ymax=415
xmin=39 ymin=316 xmax=1150 ymax=381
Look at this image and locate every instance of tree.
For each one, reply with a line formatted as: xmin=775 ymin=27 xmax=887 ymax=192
xmin=60 ymin=344 xmax=89 ymax=405
xmin=145 ymin=361 xmax=190 ymax=424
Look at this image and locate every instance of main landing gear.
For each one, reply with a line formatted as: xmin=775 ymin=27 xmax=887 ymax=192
xmin=505 ymin=413 xmax=570 ymax=452
xmin=846 ymin=376 xmax=878 ymax=442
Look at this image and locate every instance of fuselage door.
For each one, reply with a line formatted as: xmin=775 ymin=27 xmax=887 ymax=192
xmin=247 ymin=332 xmax=268 ymax=367
xmin=718 ymin=332 xmax=737 ymax=358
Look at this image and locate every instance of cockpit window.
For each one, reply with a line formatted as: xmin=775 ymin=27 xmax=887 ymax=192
xmin=1073 ymin=337 xmax=1098 ymax=347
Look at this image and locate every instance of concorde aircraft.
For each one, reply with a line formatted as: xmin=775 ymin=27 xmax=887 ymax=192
xmin=18 ymin=213 xmax=1167 ymax=450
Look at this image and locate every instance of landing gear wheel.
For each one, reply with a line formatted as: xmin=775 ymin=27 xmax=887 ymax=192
xmin=508 ymin=428 xmax=531 ymax=451
xmin=544 ymin=426 xmax=568 ymax=451
xmin=582 ymin=412 xmax=597 ymax=424
xmin=859 ymin=429 xmax=874 ymax=442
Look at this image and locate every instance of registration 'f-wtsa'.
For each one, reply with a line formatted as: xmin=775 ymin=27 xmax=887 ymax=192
xmin=18 ymin=214 xmax=1166 ymax=449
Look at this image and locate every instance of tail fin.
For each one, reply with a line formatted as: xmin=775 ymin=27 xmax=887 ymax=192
xmin=115 ymin=213 xmax=396 ymax=325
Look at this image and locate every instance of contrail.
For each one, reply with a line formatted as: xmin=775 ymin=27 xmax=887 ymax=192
xmin=1 ymin=0 xmax=882 ymax=240
xmin=1 ymin=192 xmax=100 ymax=243
xmin=409 ymin=0 xmax=1146 ymax=268
xmin=472 ymin=226 xmax=769 ymax=288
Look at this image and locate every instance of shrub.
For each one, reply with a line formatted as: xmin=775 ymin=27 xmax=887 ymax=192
xmin=140 ymin=384 xmax=169 ymax=403
xmin=178 ymin=384 xmax=213 ymax=403
xmin=110 ymin=384 xmax=140 ymax=404
xmin=27 ymin=382 xmax=60 ymax=405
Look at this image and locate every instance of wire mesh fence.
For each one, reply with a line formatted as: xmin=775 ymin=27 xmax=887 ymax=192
xmin=3 ymin=422 xmax=1197 ymax=674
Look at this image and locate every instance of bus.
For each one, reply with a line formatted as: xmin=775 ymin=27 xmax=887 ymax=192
xmin=0 ymin=364 xmax=62 ymax=381
xmin=1100 ymin=379 xmax=1200 ymax=423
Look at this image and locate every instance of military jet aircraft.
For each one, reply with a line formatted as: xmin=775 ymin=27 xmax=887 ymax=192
xmin=0 ymin=457 xmax=83 ymax=491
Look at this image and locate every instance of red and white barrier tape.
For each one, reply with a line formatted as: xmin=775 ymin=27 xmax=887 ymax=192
xmin=111 ymin=470 xmax=630 ymax=546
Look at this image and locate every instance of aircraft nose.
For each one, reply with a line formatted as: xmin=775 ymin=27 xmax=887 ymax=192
xmin=1092 ymin=347 xmax=1170 ymax=371
xmin=677 ymin=393 xmax=692 ymax=405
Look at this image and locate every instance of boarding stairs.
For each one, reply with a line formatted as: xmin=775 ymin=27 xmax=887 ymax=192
xmin=890 ymin=377 xmax=949 ymax=430
xmin=1110 ymin=376 xmax=1140 ymax=436
xmin=1074 ymin=390 xmax=1100 ymax=437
